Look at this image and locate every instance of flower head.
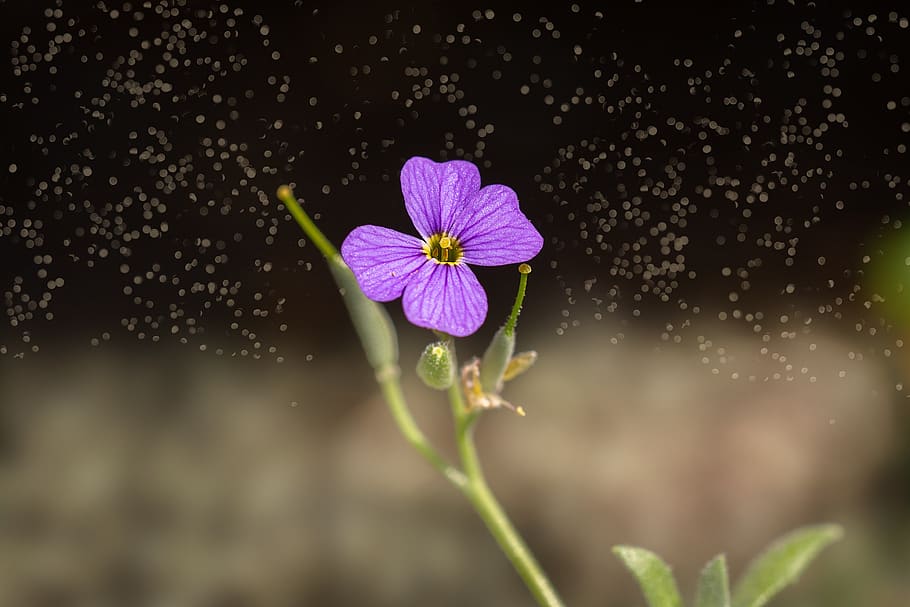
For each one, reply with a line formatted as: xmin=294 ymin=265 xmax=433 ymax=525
xmin=341 ymin=157 xmax=543 ymax=336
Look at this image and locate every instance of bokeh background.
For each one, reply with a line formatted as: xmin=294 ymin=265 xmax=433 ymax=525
xmin=1 ymin=1 xmax=910 ymax=605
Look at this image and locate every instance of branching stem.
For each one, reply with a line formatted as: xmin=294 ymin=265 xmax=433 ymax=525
xmin=277 ymin=185 xmax=564 ymax=607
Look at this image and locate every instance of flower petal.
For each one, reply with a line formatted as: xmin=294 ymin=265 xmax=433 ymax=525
xmin=449 ymin=184 xmax=544 ymax=266
xmin=400 ymin=157 xmax=481 ymax=238
xmin=341 ymin=225 xmax=427 ymax=302
xmin=402 ymin=262 xmax=488 ymax=337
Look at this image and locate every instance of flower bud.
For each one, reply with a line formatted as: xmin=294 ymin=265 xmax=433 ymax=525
xmin=480 ymin=324 xmax=515 ymax=394
xmin=416 ymin=341 xmax=455 ymax=390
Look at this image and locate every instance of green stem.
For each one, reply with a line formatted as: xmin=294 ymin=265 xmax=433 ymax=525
xmin=380 ymin=371 xmax=468 ymax=489
xmin=276 ymin=185 xmax=465 ymax=491
xmin=277 ymin=185 xmax=339 ymax=259
xmin=449 ymin=375 xmax=565 ymax=607
xmin=505 ymin=263 xmax=531 ymax=337
xmin=276 ymin=185 xmax=562 ymax=606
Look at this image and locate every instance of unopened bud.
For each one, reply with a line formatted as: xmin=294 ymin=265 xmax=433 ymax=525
xmin=417 ymin=341 xmax=455 ymax=390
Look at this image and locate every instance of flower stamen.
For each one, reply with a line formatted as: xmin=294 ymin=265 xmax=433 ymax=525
xmin=461 ymin=357 xmax=526 ymax=416
xmin=425 ymin=232 xmax=464 ymax=265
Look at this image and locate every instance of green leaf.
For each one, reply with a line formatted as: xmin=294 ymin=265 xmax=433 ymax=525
xmin=732 ymin=524 xmax=844 ymax=607
xmin=696 ymin=554 xmax=731 ymax=607
xmin=613 ymin=545 xmax=683 ymax=607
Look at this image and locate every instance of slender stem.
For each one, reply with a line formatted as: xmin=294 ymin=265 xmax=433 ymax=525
xmin=505 ymin=263 xmax=532 ymax=337
xmin=277 ymin=185 xmax=339 ymax=259
xmin=449 ymin=372 xmax=565 ymax=607
xmin=379 ymin=371 xmax=468 ymax=490
xmin=276 ymin=184 xmax=562 ymax=606
xmin=276 ymin=185 xmax=465 ymax=491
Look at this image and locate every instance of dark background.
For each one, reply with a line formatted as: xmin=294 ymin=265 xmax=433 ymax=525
xmin=1 ymin=1 xmax=909 ymax=605
xmin=1 ymin=0 xmax=908 ymax=357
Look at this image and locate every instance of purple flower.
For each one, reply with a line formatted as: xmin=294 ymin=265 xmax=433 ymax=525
xmin=341 ymin=157 xmax=543 ymax=337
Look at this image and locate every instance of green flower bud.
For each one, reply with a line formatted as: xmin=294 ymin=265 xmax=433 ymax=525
xmin=416 ymin=341 xmax=455 ymax=390
xmin=327 ymin=255 xmax=399 ymax=375
xmin=480 ymin=324 xmax=515 ymax=393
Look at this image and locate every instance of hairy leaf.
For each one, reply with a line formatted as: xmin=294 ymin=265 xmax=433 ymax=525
xmin=613 ymin=545 xmax=683 ymax=607
xmin=732 ymin=524 xmax=843 ymax=607
xmin=696 ymin=554 xmax=731 ymax=607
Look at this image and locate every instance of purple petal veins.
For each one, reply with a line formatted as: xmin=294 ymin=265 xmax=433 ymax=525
xmin=450 ymin=184 xmax=544 ymax=266
xmin=342 ymin=157 xmax=542 ymax=336
xmin=400 ymin=157 xmax=480 ymax=238
xmin=403 ymin=262 xmax=488 ymax=337
xmin=341 ymin=225 xmax=427 ymax=301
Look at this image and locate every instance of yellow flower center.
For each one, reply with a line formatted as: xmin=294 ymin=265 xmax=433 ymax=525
xmin=424 ymin=232 xmax=463 ymax=265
